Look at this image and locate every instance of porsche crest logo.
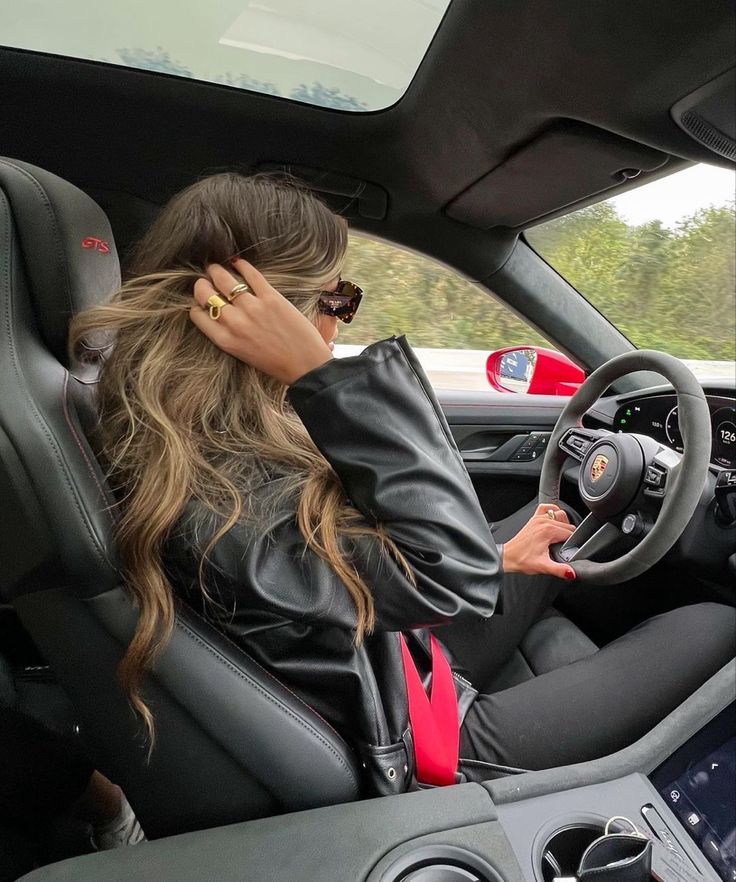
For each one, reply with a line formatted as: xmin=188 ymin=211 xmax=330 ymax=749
xmin=590 ymin=454 xmax=609 ymax=483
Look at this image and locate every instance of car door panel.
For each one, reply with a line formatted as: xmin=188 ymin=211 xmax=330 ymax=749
xmin=437 ymin=390 xmax=566 ymax=520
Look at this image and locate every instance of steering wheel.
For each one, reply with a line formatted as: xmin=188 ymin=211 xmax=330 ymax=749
xmin=539 ymin=350 xmax=711 ymax=584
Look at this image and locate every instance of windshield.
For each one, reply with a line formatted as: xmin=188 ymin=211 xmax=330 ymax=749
xmin=2 ymin=0 xmax=451 ymax=112
xmin=526 ymin=164 xmax=736 ymax=379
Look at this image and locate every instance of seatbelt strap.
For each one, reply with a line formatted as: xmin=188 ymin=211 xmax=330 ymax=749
xmin=399 ymin=633 xmax=459 ymax=786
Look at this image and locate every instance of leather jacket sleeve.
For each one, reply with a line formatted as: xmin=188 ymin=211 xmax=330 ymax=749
xmin=284 ymin=335 xmax=502 ymax=631
xmin=163 ymin=337 xmax=501 ymax=773
xmin=167 ymin=337 xmax=502 ymax=637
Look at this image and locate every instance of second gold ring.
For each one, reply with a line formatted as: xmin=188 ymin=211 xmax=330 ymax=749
xmin=225 ymin=282 xmax=249 ymax=303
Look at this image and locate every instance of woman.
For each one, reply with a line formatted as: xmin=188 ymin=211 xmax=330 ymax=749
xmin=70 ymin=173 xmax=735 ymax=791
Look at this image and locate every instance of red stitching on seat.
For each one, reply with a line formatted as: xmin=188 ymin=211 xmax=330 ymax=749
xmin=61 ymin=372 xmax=118 ymax=525
xmin=181 ymin=601 xmax=354 ymax=751
xmin=175 ymin=616 xmax=360 ymax=793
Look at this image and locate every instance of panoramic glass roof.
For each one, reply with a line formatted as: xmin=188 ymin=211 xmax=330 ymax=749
xmin=3 ymin=0 xmax=452 ymax=111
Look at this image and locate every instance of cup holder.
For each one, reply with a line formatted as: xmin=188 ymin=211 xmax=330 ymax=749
xmin=539 ymin=823 xmax=605 ymax=882
xmin=379 ymin=845 xmax=506 ymax=882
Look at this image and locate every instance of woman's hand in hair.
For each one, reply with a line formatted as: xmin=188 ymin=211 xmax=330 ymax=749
xmin=501 ymin=504 xmax=578 ymax=581
xmin=190 ymin=259 xmax=333 ymax=385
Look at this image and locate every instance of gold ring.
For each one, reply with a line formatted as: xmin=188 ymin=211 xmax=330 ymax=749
xmin=225 ymin=282 xmax=249 ymax=303
xmin=547 ymin=509 xmax=557 ymax=520
xmin=207 ymin=294 xmax=228 ymax=320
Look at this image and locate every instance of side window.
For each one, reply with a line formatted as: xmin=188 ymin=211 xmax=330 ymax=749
xmin=339 ymin=234 xmax=549 ymax=391
xmin=525 ymin=164 xmax=736 ymax=369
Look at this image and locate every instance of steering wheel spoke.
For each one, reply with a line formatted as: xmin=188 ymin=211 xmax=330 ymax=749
xmin=643 ymin=446 xmax=682 ymax=499
xmin=558 ymin=427 xmax=611 ymax=463
xmin=555 ymin=513 xmax=624 ymax=563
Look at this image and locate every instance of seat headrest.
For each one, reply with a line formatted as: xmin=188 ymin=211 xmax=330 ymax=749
xmin=0 ymin=158 xmax=121 ymax=365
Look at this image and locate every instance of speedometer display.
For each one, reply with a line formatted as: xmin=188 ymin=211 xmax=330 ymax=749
xmin=712 ymin=406 xmax=736 ymax=467
xmin=614 ymin=394 xmax=736 ymax=469
xmin=665 ymin=406 xmax=683 ymax=452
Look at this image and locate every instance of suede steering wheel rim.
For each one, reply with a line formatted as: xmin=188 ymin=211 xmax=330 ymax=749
xmin=539 ymin=349 xmax=711 ymax=584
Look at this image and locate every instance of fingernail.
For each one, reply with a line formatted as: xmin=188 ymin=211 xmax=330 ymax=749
xmin=564 ymin=568 xmax=576 ymax=581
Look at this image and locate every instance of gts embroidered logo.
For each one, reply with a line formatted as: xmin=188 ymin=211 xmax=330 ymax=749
xmin=81 ymin=236 xmax=111 ymax=254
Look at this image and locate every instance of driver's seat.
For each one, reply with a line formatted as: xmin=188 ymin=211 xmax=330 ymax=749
xmin=0 ymin=158 xmax=360 ymax=839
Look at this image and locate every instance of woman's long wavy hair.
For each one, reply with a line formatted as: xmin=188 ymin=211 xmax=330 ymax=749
xmin=70 ymin=173 xmax=412 ymax=743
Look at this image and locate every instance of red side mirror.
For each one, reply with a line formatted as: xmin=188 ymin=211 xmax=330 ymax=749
xmin=486 ymin=346 xmax=585 ymax=396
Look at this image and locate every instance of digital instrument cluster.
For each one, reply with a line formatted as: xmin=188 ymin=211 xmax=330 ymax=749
xmin=613 ymin=394 xmax=736 ymax=469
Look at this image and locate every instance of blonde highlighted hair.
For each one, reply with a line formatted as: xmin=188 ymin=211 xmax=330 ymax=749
xmin=70 ymin=173 xmax=412 ymax=743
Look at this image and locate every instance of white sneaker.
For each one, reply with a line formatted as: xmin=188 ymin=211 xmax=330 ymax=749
xmin=91 ymin=793 xmax=146 ymax=851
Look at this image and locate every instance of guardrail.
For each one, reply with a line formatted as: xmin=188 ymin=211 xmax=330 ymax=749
xmin=333 ymin=344 xmax=734 ymax=392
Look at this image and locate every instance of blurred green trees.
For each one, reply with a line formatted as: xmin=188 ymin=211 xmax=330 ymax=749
xmin=527 ymin=203 xmax=735 ymax=361
xmin=341 ymin=202 xmax=735 ymax=362
xmin=340 ymin=237 xmax=549 ymax=351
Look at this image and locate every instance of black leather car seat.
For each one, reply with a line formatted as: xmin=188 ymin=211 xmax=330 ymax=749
xmin=0 ymin=158 xmax=360 ymax=839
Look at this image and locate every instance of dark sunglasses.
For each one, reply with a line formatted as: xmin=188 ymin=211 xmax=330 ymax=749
xmin=317 ymin=279 xmax=363 ymax=324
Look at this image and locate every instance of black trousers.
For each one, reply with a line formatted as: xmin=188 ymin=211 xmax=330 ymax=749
xmin=458 ymin=592 xmax=735 ymax=770
xmin=442 ymin=500 xmax=736 ymax=772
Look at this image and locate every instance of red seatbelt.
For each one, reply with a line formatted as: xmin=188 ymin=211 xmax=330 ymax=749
xmin=399 ymin=633 xmax=459 ymax=786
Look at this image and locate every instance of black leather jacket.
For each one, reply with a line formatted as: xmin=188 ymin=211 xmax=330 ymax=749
xmin=164 ymin=337 xmax=503 ymax=794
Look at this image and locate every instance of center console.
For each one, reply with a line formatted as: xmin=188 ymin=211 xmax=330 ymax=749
xmin=19 ymin=662 xmax=735 ymax=882
xmin=493 ymin=686 xmax=734 ymax=882
xmin=650 ymin=704 xmax=735 ymax=880
xmin=497 ymin=750 xmax=733 ymax=881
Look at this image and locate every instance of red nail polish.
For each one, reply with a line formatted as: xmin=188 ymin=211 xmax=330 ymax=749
xmin=564 ymin=568 xmax=576 ymax=581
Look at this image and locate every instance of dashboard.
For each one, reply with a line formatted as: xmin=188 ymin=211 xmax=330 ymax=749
xmin=613 ymin=394 xmax=736 ymax=469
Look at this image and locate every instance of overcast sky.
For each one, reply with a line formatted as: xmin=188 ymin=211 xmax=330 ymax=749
xmin=610 ymin=164 xmax=735 ymax=227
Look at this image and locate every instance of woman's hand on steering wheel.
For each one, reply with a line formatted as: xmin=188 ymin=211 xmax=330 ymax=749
xmin=502 ymin=504 xmax=577 ymax=581
xmin=190 ymin=259 xmax=333 ymax=385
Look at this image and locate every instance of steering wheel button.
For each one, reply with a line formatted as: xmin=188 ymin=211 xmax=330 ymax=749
xmin=622 ymin=514 xmax=637 ymax=534
xmin=645 ymin=466 xmax=665 ymax=488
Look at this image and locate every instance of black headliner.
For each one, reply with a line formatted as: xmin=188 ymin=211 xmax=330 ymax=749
xmin=1 ymin=0 xmax=734 ymax=275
